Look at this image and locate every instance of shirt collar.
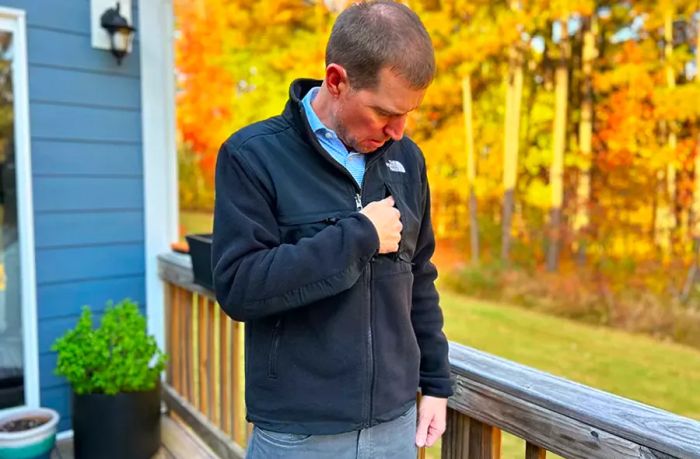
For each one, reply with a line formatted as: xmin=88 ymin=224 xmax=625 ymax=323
xmin=301 ymin=86 xmax=335 ymax=137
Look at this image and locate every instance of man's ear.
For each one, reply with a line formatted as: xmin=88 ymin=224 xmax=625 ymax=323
xmin=325 ymin=64 xmax=349 ymax=98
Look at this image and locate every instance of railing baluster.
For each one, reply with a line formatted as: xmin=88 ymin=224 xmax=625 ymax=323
xmin=165 ymin=283 xmax=175 ymax=389
xmin=469 ymin=418 xmax=500 ymax=459
xmin=227 ymin=318 xmax=235 ymax=438
xmin=492 ymin=427 xmax=501 ymax=458
xmin=212 ymin=298 xmax=221 ymax=428
xmin=172 ymin=285 xmax=181 ymax=392
xmin=220 ymin=308 xmax=231 ymax=435
xmin=233 ymin=320 xmax=246 ymax=446
xmin=192 ymin=291 xmax=200 ymax=410
xmin=442 ymin=407 xmax=470 ymax=459
xmin=229 ymin=318 xmax=237 ymax=441
xmin=525 ymin=442 xmax=546 ymax=459
xmin=183 ymin=288 xmax=191 ymax=403
xmin=206 ymin=298 xmax=215 ymax=421
xmin=198 ymin=294 xmax=209 ymax=415
xmin=416 ymin=393 xmax=424 ymax=459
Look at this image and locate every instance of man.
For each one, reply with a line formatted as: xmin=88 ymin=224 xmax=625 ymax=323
xmin=212 ymin=1 xmax=452 ymax=457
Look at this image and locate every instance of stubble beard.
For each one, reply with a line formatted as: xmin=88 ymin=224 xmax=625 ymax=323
xmin=330 ymin=106 xmax=378 ymax=154
xmin=334 ymin=122 xmax=377 ymax=154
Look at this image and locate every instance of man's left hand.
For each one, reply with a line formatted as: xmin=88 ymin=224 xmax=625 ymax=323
xmin=415 ymin=395 xmax=447 ymax=447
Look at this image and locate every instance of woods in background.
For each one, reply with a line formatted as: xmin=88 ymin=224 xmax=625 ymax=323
xmin=174 ymin=0 xmax=700 ymax=347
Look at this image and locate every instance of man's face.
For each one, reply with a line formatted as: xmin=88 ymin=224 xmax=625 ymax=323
xmin=332 ymin=67 xmax=426 ymax=154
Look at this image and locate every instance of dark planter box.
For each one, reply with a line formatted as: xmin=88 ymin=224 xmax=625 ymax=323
xmin=72 ymin=383 xmax=161 ymax=459
xmin=186 ymin=233 xmax=213 ymax=290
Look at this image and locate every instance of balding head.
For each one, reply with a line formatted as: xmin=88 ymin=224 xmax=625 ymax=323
xmin=325 ymin=1 xmax=435 ymax=90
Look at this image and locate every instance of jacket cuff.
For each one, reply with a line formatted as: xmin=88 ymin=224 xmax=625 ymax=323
xmin=420 ymin=376 xmax=455 ymax=398
xmin=353 ymin=212 xmax=380 ymax=255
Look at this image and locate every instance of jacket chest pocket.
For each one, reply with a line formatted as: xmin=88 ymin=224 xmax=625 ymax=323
xmin=385 ymin=181 xmax=421 ymax=258
xmin=278 ymin=213 xmax=342 ymax=244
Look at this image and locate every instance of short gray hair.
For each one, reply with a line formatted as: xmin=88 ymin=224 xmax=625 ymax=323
xmin=326 ymin=1 xmax=435 ymax=90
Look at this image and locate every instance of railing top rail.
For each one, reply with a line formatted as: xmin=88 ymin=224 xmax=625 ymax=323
xmin=159 ymin=251 xmax=215 ymax=299
xmin=449 ymin=342 xmax=700 ymax=458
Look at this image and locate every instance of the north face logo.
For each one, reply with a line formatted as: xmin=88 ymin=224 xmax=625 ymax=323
xmin=386 ymin=160 xmax=406 ymax=173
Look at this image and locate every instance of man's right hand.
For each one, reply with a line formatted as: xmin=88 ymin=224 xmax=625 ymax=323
xmin=360 ymin=196 xmax=402 ymax=254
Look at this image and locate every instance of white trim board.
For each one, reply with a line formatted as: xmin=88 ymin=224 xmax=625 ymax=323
xmin=0 ymin=6 xmax=40 ymax=410
xmin=56 ymin=429 xmax=74 ymax=441
xmin=138 ymin=0 xmax=178 ymax=354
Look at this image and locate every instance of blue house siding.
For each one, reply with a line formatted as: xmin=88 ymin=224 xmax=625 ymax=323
xmin=0 ymin=0 xmax=145 ymax=432
xmin=35 ymin=212 xmax=144 ymax=248
xmin=37 ymin=277 xmax=146 ymax=321
xmin=30 ymin=66 xmax=141 ymax=108
xmin=32 ymin=141 xmax=142 ymax=176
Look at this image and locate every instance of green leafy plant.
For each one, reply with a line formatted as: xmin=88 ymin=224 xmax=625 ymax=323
xmin=52 ymin=299 xmax=167 ymax=395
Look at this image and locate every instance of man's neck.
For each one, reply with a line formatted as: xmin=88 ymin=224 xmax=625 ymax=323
xmin=309 ymin=84 xmax=356 ymax=152
xmin=310 ymin=84 xmax=335 ymax=132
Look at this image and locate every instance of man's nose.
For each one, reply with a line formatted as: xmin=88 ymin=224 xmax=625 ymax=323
xmin=384 ymin=115 xmax=407 ymax=141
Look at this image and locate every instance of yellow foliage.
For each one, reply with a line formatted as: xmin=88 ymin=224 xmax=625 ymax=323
xmin=175 ymin=0 xmax=700 ymax=278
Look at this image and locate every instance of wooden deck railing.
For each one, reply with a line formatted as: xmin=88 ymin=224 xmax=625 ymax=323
xmin=443 ymin=345 xmax=700 ymax=459
xmin=158 ymin=252 xmax=700 ymax=459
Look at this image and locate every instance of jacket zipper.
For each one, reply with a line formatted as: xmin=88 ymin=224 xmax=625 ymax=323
xmin=300 ymin=106 xmax=382 ymax=427
xmin=357 ymin=186 xmax=377 ymax=428
xmin=355 ymin=185 xmax=374 ymax=427
xmin=367 ymin=257 xmax=375 ymax=426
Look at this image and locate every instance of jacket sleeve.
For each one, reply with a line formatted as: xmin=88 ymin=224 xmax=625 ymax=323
xmin=211 ymin=143 xmax=379 ymax=321
xmin=411 ymin=164 xmax=454 ymax=398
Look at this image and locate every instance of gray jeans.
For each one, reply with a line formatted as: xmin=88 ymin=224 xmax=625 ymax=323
xmin=246 ymin=404 xmax=418 ymax=459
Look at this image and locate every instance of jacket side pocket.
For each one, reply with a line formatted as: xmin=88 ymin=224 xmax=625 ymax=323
xmin=268 ymin=317 xmax=283 ymax=378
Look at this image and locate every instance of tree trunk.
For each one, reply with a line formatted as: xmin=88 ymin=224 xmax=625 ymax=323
xmin=655 ymin=8 xmax=677 ymax=259
xmin=547 ymin=19 xmax=569 ymax=272
xmin=462 ymin=76 xmax=480 ymax=264
xmin=574 ymin=15 xmax=597 ymax=265
xmin=501 ymin=26 xmax=523 ymax=264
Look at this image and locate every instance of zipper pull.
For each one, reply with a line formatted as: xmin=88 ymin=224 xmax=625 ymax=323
xmin=355 ymin=193 xmax=363 ymax=211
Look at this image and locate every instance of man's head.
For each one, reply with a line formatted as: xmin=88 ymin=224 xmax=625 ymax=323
xmin=320 ymin=1 xmax=435 ymax=153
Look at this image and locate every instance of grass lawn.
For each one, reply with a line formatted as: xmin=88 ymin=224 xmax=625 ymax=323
xmin=433 ymin=288 xmax=700 ymax=458
xmin=183 ymin=210 xmax=700 ymax=457
xmin=439 ymin=289 xmax=700 ymax=419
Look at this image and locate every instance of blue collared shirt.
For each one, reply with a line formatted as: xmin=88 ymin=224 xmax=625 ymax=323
xmin=301 ymin=87 xmax=365 ymax=187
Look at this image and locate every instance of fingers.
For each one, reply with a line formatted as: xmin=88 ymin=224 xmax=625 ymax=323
xmin=384 ymin=196 xmax=401 ymax=221
xmin=364 ymin=195 xmax=402 ymax=254
xmin=415 ymin=413 xmax=430 ymax=448
xmin=416 ymin=419 xmax=445 ymax=448
xmin=415 ymin=404 xmax=447 ymax=448
xmin=425 ymin=423 xmax=445 ymax=447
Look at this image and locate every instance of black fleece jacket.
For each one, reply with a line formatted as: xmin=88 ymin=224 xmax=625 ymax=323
xmin=212 ymin=79 xmax=453 ymax=435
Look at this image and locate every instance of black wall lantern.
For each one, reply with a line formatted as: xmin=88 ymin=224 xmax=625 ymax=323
xmin=100 ymin=2 xmax=135 ymax=65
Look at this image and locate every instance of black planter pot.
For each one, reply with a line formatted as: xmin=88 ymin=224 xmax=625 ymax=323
xmin=186 ymin=233 xmax=213 ymax=290
xmin=72 ymin=383 xmax=161 ymax=459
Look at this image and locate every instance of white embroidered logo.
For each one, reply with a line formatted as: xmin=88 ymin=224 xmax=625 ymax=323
xmin=386 ymin=160 xmax=406 ymax=173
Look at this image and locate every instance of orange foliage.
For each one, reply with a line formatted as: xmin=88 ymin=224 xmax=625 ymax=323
xmin=174 ymin=0 xmax=236 ymax=181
